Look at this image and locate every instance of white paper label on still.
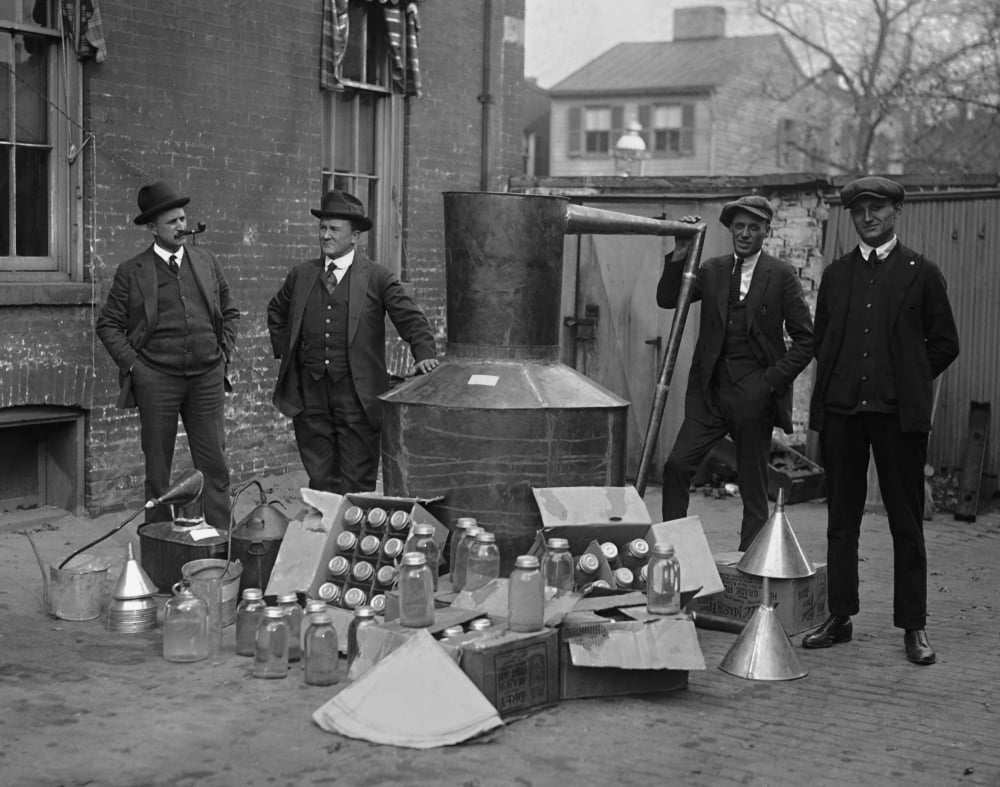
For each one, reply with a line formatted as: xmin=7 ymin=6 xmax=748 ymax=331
xmin=467 ymin=375 xmax=499 ymax=387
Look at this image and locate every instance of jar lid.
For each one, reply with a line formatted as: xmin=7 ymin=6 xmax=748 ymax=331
xmin=456 ymin=517 xmax=477 ymax=528
xmin=401 ymin=551 xmax=427 ymax=566
xmin=546 ymin=537 xmax=570 ymax=549
xmin=653 ymin=543 xmax=675 ymax=557
xmin=600 ymin=542 xmax=619 ymax=560
xmin=354 ymin=605 xmax=376 ymax=618
xmin=343 ymin=587 xmax=367 ymax=607
xmin=468 ymin=618 xmax=492 ymax=631
xmin=388 ymin=510 xmax=410 ymax=530
xmin=328 ymin=556 xmax=350 ymax=575
xmin=305 ymin=599 xmax=328 ymax=613
xmin=241 ymin=588 xmax=263 ymax=600
xmin=343 ymin=506 xmax=365 ymax=526
xmin=360 ymin=535 xmax=381 ymax=553
xmin=336 ymin=531 xmax=357 ymax=547
xmin=276 ymin=592 xmax=298 ymax=604
xmin=579 ymin=553 xmax=600 ymax=572
xmin=377 ymin=565 xmax=397 ymax=584
xmin=442 ymin=625 xmax=465 ymax=638
xmin=309 ymin=612 xmax=333 ymax=625
xmin=382 ymin=537 xmax=404 ymax=555
xmin=352 ymin=562 xmax=374 ymax=579
xmin=318 ymin=583 xmax=341 ymax=601
xmin=514 ymin=555 xmax=540 ymax=569
xmin=263 ymin=607 xmax=285 ymax=618
xmin=369 ymin=595 xmax=386 ymax=613
xmin=629 ymin=538 xmax=650 ymax=557
xmin=366 ymin=507 xmax=388 ymax=526
xmin=591 ymin=579 xmax=611 ymax=589
xmin=413 ymin=523 xmax=436 ymax=536
xmin=474 ymin=531 xmax=496 ymax=543
xmin=614 ymin=567 xmax=634 ymax=585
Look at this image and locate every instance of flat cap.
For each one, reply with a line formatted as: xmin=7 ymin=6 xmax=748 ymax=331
xmin=719 ymin=195 xmax=774 ymax=227
xmin=840 ymin=176 xmax=905 ymax=208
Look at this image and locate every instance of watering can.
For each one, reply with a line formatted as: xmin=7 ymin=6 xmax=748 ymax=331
xmin=26 ymin=531 xmax=112 ymax=621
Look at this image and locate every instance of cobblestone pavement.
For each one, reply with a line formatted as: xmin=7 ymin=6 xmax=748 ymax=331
xmin=1 ymin=477 xmax=997 ymax=787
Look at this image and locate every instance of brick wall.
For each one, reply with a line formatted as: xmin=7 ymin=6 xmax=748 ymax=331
xmin=0 ymin=0 xmax=527 ymax=515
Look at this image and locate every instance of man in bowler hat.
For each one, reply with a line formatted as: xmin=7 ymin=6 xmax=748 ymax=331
xmin=803 ymin=176 xmax=959 ymax=664
xmin=657 ymin=196 xmax=813 ymax=549
xmin=97 ymin=182 xmax=240 ymax=528
xmin=268 ymin=189 xmax=439 ymax=493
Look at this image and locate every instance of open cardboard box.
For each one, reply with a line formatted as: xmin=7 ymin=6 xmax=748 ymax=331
xmin=529 ymin=487 xmax=723 ymax=599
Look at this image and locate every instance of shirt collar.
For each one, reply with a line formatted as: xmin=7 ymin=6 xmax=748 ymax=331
xmin=858 ymin=235 xmax=898 ymax=262
xmin=153 ymin=244 xmax=184 ymax=265
xmin=326 ymin=248 xmax=355 ymax=271
xmin=734 ymin=250 xmax=762 ymax=267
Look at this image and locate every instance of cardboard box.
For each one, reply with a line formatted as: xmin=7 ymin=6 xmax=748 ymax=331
xmin=460 ymin=628 xmax=560 ymax=720
xmin=530 ymin=487 xmax=723 ymax=599
xmin=265 ymin=490 xmax=343 ymax=598
xmin=689 ymin=552 xmax=828 ymax=635
xmin=558 ymin=609 xmax=704 ymax=700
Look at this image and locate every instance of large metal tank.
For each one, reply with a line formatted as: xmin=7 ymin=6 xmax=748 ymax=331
xmin=380 ymin=192 xmax=691 ymax=573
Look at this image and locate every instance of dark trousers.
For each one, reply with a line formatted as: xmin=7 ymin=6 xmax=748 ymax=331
xmin=820 ymin=411 xmax=928 ymax=629
xmin=293 ymin=370 xmax=379 ymax=494
xmin=131 ymin=360 xmax=231 ymax=529
xmin=662 ymin=367 xmax=774 ymax=550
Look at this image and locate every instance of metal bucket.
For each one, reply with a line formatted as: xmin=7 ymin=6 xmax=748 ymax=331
xmin=181 ymin=559 xmax=243 ymax=627
xmin=47 ymin=555 xmax=112 ymax=621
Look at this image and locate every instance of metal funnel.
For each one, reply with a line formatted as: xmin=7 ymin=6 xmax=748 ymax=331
xmin=718 ymin=600 xmax=808 ymax=681
xmin=737 ymin=489 xmax=815 ymax=579
xmin=148 ymin=470 xmax=204 ymax=510
xmin=111 ymin=543 xmax=158 ymax=600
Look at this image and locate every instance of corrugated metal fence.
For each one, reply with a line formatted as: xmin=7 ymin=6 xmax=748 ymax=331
xmin=824 ymin=190 xmax=1000 ymax=476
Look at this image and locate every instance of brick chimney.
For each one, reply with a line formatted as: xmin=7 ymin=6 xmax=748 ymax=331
xmin=674 ymin=6 xmax=726 ymax=40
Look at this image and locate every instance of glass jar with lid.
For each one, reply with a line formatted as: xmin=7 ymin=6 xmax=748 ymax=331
xmin=346 ymin=605 xmax=378 ymax=672
xmin=541 ymin=537 xmax=574 ymax=595
xmin=465 ymin=531 xmax=500 ymax=592
xmin=508 ymin=555 xmax=544 ymax=633
xmin=646 ymin=542 xmax=681 ymax=615
xmin=253 ymin=607 xmax=289 ymax=678
xmin=404 ymin=524 xmax=440 ymax=591
xmin=303 ymin=612 xmax=340 ymax=686
xmin=398 ymin=552 xmax=435 ymax=628
xmin=275 ymin=592 xmax=303 ymax=662
xmin=162 ymin=580 xmax=209 ymax=662
xmin=234 ymin=587 xmax=266 ymax=657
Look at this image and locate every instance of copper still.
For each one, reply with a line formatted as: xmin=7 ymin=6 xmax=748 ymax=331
xmin=380 ymin=192 xmax=696 ymax=573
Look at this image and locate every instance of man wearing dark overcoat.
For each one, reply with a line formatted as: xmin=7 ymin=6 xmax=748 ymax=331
xmin=658 ymin=196 xmax=814 ymax=549
xmin=268 ymin=189 xmax=439 ymax=493
xmin=96 ymin=182 xmax=240 ymax=529
xmin=803 ymin=176 xmax=959 ymax=665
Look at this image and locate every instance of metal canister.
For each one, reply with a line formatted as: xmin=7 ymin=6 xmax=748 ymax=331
xmin=369 ymin=594 xmax=386 ymax=614
xmin=365 ymin=507 xmax=388 ymax=532
xmin=351 ymin=561 xmax=375 ymax=583
xmin=342 ymin=587 xmax=367 ymax=610
xmin=328 ymin=555 xmax=351 ymax=580
xmin=613 ymin=566 xmax=635 ymax=590
xmin=600 ymin=541 xmax=620 ymax=568
xmin=376 ymin=565 xmax=398 ymax=588
xmin=343 ymin=506 xmax=365 ymax=532
xmin=621 ymin=538 xmax=650 ymax=570
xmin=359 ymin=535 xmax=381 ymax=556
xmin=381 ymin=537 xmax=404 ymax=561
xmin=575 ymin=552 xmax=601 ymax=588
xmin=388 ymin=510 xmax=411 ymax=533
xmin=335 ymin=531 xmax=358 ymax=554
xmin=468 ymin=618 xmax=492 ymax=632
xmin=318 ymin=583 xmax=341 ymax=604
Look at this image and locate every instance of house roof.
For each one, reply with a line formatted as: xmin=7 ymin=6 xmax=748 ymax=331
xmin=550 ymin=35 xmax=792 ymax=95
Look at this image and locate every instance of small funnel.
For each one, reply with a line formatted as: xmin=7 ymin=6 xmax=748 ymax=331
xmin=719 ymin=597 xmax=808 ymax=681
xmin=112 ymin=543 xmax=158 ymax=600
xmin=737 ymin=489 xmax=815 ymax=579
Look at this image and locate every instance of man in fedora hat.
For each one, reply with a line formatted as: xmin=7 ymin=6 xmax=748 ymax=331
xmin=803 ymin=176 xmax=959 ymax=665
xmin=97 ymin=182 xmax=240 ymax=529
xmin=657 ymin=195 xmax=813 ymax=549
xmin=267 ymin=188 xmax=439 ymax=493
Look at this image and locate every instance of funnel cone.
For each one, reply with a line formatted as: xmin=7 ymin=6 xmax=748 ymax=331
xmin=737 ymin=489 xmax=815 ymax=579
xmin=112 ymin=543 xmax=158 ymax=599
xmin=718 ymin=603 xmax=807 ymax=681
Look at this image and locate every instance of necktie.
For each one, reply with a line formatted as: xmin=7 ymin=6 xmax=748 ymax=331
xmin=729 ymin=257 xmax=744 ymax=303
xmin=324 ymin=262 xmax=338 ymax=291
xmin=867 ymin=250 xmax=879 ymax=265
xmin=168 ymin=254 xmax=179 ymax=274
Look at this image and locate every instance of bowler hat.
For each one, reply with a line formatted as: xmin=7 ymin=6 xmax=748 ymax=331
xmin=311 ymin=189 xmax=373 ymax=231
xmin=719 ymin=195 xmax=774 ymax=228
xmin=133 ymin=182 xmax=190 ymax=225
xmin=840 ymin=176 xmax=905 ymax=208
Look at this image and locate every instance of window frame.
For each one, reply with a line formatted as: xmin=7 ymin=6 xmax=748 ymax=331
xmin=639 ymin=102 xmax=696 ymax=158
xmin=0 ymin=0 xmax=82 ymax=284
xmin=320 ymin=1 xmax=405 ymax=277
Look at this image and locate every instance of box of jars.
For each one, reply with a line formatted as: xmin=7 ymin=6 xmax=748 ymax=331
xmin=558 ymin=608 xmax=705 ymax=699
xmin=306 ymin=494 xmax=450 ymax=614
xmin=458 ymin=627 xmax=560 ymax=720
xmin=689 ymin=552 xmax=828 ymax=635
xmin=530 ymin=489 xmax=723 ymax=599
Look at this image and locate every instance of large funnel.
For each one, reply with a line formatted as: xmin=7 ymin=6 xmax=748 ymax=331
xmin=737 ymin=489 xmax=816 ymax=579
xmin=381 ymin=193 xmax=698 ymax=573
xmin=718 ymin=600 xmax=808 ymax=681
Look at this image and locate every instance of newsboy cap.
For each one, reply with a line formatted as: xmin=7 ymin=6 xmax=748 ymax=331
xmin=840 ymin=176 xmax=905 ymax=208
xmin=719 ymin=195 xmax=774 ymax=228
xmin=133 ymin=182 xmax=190 ymax=225
xmin=311 ymin=189 xmax=373 ymax=231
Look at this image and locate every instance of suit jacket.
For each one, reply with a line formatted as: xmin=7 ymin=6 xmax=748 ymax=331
xmin=657 ymin=250 xmax=814 ymax=434
xmin=808 ymin=242 xmax=959 ymax=433
xmin=96 ymin=244 xmax=240 ymax=408
xmin=267 ymin=254 xmax=437 ymax=426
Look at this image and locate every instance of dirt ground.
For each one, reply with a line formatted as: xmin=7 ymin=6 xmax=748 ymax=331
xmin=1 ymin=473 xmax=999 ymax=787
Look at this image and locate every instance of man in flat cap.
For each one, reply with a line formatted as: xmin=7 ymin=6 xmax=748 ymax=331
xmin=97 ymin=182 xmax=240 ymax=529
xmin=803 ymin=176 xmax=959 ymax=665
xmin=268 ymin=189 xmax=439 ymax=493
xmin=658 ymin=196 xmax=813 ymax=549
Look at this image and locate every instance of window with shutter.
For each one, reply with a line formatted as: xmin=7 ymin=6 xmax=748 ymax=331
xmin=568 ymin=106 xmax=581 ymax=157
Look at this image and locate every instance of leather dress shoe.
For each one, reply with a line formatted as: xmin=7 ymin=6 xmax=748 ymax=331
xmin=904 ymin=629 xmax=936 ymax=665
xmin=802 ymin=615 xmax=853 ymax=649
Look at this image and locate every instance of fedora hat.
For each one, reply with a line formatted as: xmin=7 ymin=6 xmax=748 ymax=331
xmin=133 ymin=182 xmax=190 ymax=225
xmin=311 ymin=189 xmax=373 ymax=231
xmin=719 ymin=195 xmax=774 ymax=228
